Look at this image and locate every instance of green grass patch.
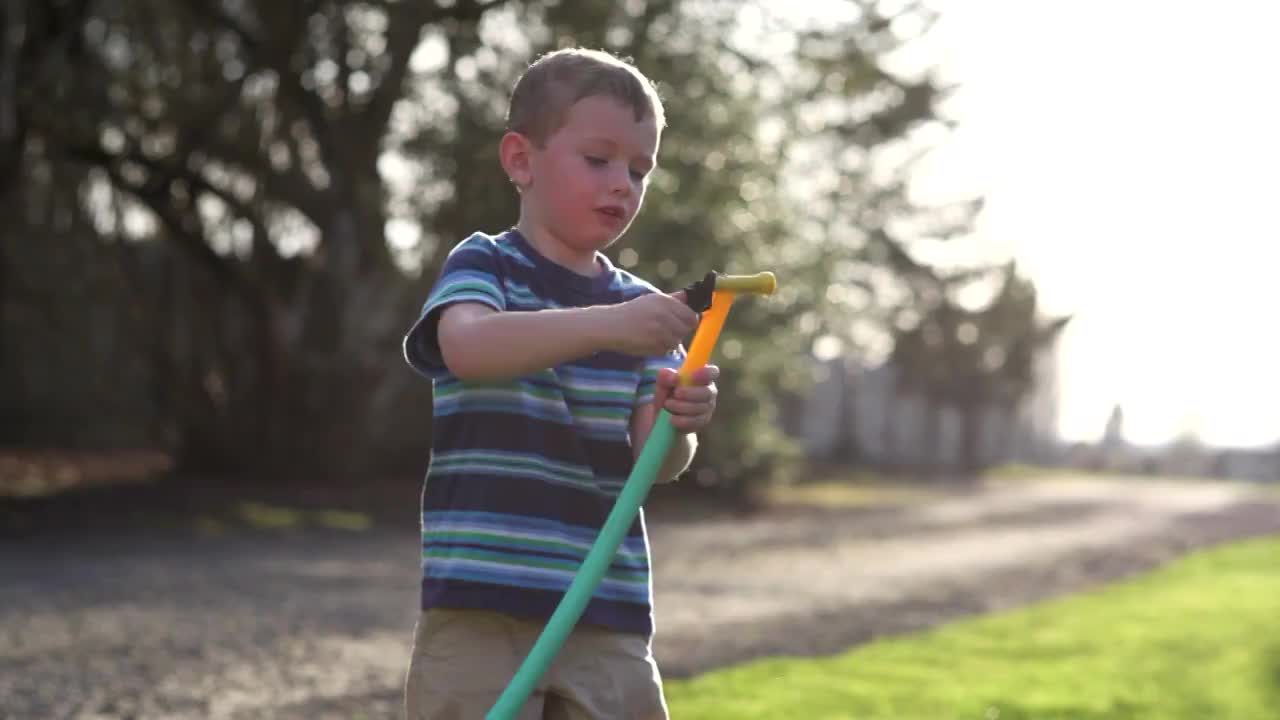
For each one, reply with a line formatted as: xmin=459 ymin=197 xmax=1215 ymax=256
xmin=232 ymin=501 xmax=371 ymax=532
xmin=763 ymin=467 xmax=945 ymax=509
xmin=666 ymin=535 xmax=1280 ymax=719
xmin=983 ymin=463 xmax=1094 ymax=482
xmin=312 ymin=508 xmax=373 ymax=531
xmin=762 ymin=480 xmax=938 ymax=509
xmin=235 ymin=501 xmax=306 ymax=530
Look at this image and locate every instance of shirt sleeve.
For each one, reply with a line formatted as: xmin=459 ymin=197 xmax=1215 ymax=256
xmin=403 ymin=234 xmax=507 ymax=378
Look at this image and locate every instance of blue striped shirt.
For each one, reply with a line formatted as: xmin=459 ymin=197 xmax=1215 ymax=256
xmin=403 ymin=229 xmax=683 ymax=635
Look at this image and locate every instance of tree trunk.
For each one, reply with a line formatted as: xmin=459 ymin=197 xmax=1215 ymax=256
xmin=959 ymin=401 xmax=984 ymax=477
xmin=921 ymin=397 xmax=941 ymax=481
xmin=832 ymin=362 xmax=859 ymax=463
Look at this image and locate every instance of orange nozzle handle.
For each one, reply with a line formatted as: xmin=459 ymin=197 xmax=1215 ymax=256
xmin=677 ymin=291 xmax=735 ymax=386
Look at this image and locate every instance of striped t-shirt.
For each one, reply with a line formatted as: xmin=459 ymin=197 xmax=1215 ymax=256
xmin=403 ymin=229 xmax=684 ymax=635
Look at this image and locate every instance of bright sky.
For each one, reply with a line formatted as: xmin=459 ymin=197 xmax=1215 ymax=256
xmin=911 ymin=0 xmax=1280 ymax=448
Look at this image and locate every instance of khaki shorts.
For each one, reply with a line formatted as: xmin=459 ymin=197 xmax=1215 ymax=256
xmin=404 ymin=608 xmax=669 ymax=720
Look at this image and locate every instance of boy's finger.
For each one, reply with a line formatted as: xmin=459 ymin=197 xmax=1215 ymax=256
xmin=666 ymin=291 xmax=699 ymax=324
xmin=673 ymin=386 xmax=714 ymax=402
xmin=663 ymin=398 xmax=709 ymax=416
xmin=670 ymin=413 xmax=711 ymax=432
xmin=688 ymin=365 xmax=720 ymax=385
xmin=651 ymin=385 xmax=670 ymax=413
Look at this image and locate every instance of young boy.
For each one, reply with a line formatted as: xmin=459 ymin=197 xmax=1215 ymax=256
xmin=401 ymin=48 xmax=720 ymax=719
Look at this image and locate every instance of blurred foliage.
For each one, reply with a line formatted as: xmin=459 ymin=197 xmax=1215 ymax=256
xmin=2 ymin=0 xmax=1002 ymax=490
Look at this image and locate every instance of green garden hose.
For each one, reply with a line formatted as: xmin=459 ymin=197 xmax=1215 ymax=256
xmin=486 ymin=271 xmax=776 ymax=719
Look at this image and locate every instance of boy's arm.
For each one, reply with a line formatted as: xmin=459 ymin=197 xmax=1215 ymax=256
xmin=629 ymin=364 xmax=719 ymax=482
xmin=630 ymin=401 xmax=698 ymax=482
xmin=438 ymin=303 xmax=611 ymax=381
xmin=437 ymin=293 xmax=696 ymax=381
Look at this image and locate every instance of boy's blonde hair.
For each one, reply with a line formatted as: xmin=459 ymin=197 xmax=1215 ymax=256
xmin=506 ymin=48 xmax=666 ymax=146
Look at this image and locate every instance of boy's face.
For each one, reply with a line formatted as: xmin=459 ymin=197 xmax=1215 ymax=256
xmin=522 ymin=95 xmax=660 ymax=255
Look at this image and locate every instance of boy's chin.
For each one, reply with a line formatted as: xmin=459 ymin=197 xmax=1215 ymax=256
xmin=572 ymin=232 xmax=623 ymax=253
xmin=596 ymin=233 xmax=624 ymax=250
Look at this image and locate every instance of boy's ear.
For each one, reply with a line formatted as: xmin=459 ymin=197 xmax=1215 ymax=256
xmin=499 ymin=131 xmax=533 ymax=189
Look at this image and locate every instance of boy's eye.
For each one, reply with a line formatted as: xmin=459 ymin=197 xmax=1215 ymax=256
xmin=629 ymin=169 xmax=647 ymax=182
xmin=584 ymin=155 xmax=607 ymax=167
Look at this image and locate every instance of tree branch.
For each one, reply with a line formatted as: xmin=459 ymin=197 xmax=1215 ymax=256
xmin=66 ymin=145 xmax=275 ymax=306
xmin=190 ymin=0 xmax=340 ymax=196
xmin=363 ymin=0 xmax=513 ymax=142
xmin=82 ymin=143 xmax=295 ymax=289
xmin=199 ymin=133 xmax=328 ymax=223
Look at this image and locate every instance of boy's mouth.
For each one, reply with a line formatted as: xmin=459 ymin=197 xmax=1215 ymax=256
xmin=596 ymin=205 xmax=625 ymax=220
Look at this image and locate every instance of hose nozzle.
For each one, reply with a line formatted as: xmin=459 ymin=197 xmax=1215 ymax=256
xmin=681 ymin=271 xmax=777 ymax=312
xmin=715 ymin=272 xmax=777 ymax=295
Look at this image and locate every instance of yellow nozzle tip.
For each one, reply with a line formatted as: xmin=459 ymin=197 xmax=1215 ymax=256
xmin=716 ymin=272 xmax=777 ymax=295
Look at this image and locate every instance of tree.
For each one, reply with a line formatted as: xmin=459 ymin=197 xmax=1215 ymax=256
xmin=16 ymin=0 xmax=515 ymax=474
xmin=11 ymin=0 xmax=973 ymax=489
xmin=1 ymin=1 xmax=97 ymax=198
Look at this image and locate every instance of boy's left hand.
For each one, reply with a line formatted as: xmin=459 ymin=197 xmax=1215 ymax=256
xmin=653 ymin=365 xmax=719 ymax=433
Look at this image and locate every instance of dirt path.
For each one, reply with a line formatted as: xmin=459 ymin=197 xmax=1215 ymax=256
xmin=650 ymin=478 xmax=1280 ymax=676
xmin=1 ymin=476 xmax=1277 ymax=719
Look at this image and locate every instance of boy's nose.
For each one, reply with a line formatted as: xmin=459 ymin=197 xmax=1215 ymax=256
xmin=609 ymin=166 xmax=632 ymax=195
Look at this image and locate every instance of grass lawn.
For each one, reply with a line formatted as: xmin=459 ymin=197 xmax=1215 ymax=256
xmin=666 ymin=535 xmax=1280 ymax=719
xmin=760 ymin=479 xmax=942 ymax=509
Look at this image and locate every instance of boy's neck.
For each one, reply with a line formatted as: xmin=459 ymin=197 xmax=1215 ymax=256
xmin=515 ymin=218 xmax=604 ymax=278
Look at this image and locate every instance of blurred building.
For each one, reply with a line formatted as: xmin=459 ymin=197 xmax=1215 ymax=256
xmin=790 ymin=343 xmax=1064 ymax=472
xmin=1212 ymin=447 xmax=1280 ymax=482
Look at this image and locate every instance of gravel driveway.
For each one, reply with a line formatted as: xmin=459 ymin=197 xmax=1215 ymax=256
xmin=2 ymin=476 xmax=1277 ymax=719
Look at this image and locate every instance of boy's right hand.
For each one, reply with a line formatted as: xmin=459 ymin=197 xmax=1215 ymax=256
xmin=604 ymin=291 xmax=699 ymax=357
